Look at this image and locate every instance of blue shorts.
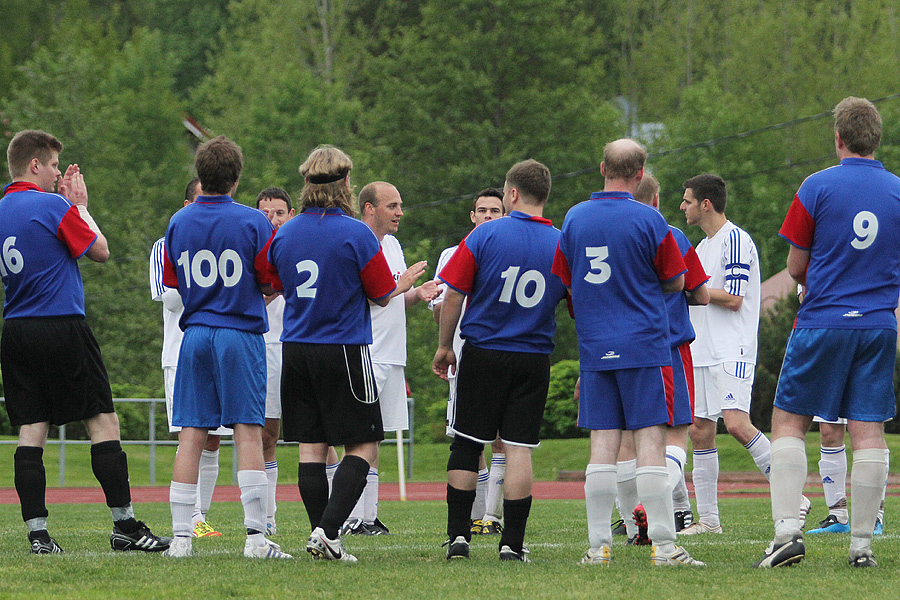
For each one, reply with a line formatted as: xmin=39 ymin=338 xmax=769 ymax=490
xmin=671 ymin=344 xmax=694 ymax=427
xmin=578 ymin=365 xmax=673 ymax=430
xmin=775 ymin=328 xmax=896 ymax=422
xmin=173 ymin=325 xmax=266 ymax=428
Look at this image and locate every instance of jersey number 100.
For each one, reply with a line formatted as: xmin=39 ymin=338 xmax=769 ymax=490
xmin=176 ymin=249 xmax=243 ymax=288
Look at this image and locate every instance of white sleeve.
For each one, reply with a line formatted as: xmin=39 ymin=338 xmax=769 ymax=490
xmin=723 ymin=227 xmax=753 ymax=298
xmin=429 ymin=245 xmax=457 ymax=311
xmin=150 ymin=237 xmax=183 ymax=311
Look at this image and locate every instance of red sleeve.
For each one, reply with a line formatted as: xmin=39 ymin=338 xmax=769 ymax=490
xmin=56 ymin=205 xmax=97 ymax=258
xmin=162 ymin=246 xmax=179 ymax=288
xmin=654 ymin=231 xmax=688 ymax=282
xmin=255 ymin=230 xmax=283 ymax=291
xmin=682 ymin=245 xmax=709 ymax=291
xmin=551 ymin=242 xmax=572 ymax=287
xmin=361 ymin=247 xmax=396 ymax=300
xmin=438 ymin=239 xmax=478 ymax=295
xmin=779 ymin=194 xmax=814 ymax=249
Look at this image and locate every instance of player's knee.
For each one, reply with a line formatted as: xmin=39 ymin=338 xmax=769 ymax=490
xmin=448 ymin=437 xmax=484 ymax=473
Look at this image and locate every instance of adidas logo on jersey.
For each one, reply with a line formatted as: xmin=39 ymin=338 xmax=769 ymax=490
xmin=823 ymin=476 xmax=835 ymax=484
xmin=725 ymin=393 xmax=735 ymax=401
xmin=601 ymin=351 xmax=621 ymax=360
xmin=842 ymin=310 xmax=863 ymax=318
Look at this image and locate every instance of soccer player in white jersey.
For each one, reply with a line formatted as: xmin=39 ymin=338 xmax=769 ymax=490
xmin=149 ymin=177 xmax=230 ymax=539
xmin=344 ymin=181 xmax=439 ymax=534
xmin=679 ymin=173 xmax=777 ymax=535
xmin=430 ymin=189 xmax=506 ymax=535
xmin=255 ymin=187 xmax=294 ymax=536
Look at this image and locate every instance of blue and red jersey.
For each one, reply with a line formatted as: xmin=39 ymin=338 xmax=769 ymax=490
xmin=553 ymin=191 xmax=687 ymax=370
xmin=266 ymin=207 xmax=396 ymax=345
xmin=163 ymin=195 xmax=275 ymax=334
xmin=666 ymin=225 xmax=708 ymax=348
xmin=0 ymin=182 xmax=97 ymax=319
xmin=780 ymin=158 xmax=900 ymax=330
xmin=439 ymin=211 xmax=568 ymax=354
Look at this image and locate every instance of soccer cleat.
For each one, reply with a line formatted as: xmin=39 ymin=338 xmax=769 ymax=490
xmin=874 ymin=519 xmax=883 ymax=535
xmin=580 ymin=546 xmax=611 ymax=565
xmin=162 ymin=536 xmax=194 ymax=558
xmin=806 ymin=514 xmax=850 ymax=534
xmin=266 ymin=522 xmax=277 ymax=537
xmin=481 ymin=520 xmax=503 ymax=535
xmin=110 ymin=521 xmax=171 ymax=552
xmin=799 ymin=495 xmax=811 ymax=529
xmin=849 ymin=549 xmax=877 ymax=568
xmin=470 ymin=519 xmax=485 ymax=535
xmin=632 ymin=504 xmax=651 ymax=545
xmin=371 ymin=518 xmax=390 ymax=535
xmin=192 ymin=521 xmax=222 ymax=538
xmin=674 ymin=510 xmax=693 ymax=532
xmin=29 ymin=534 xmax=63 ymax=555
xmin=244 ymin=537 xmax=292 ymax=559
xmin=307 ymin=527 xmax=357 ymax=562
xmin=499 ymin=545 xmax=530 ymax=562
xmin=678 ymin=521 xmax=723 ymax=535
xmin=443 ymin=535 xmax=470 ymax=560
xmin=611 ymin=518 xmax=627 ymax=536
xmin=754 ymin=535 xmax=804 ymax=568
xmin=651 ymin=545 xmax=705 ymax=566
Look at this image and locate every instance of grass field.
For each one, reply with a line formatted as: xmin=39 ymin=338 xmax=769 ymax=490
xmin=0 ymin=497 xmax=898 ymax=600
xmin=2 ymin=434 xmax=900 ymax=487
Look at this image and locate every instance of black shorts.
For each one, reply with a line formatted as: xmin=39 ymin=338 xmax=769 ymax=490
xmin=280 ymin=342 xmax=384 ymax=446
xmin=1 ymin=316 xmax=114 ymax=427
xmin=450 ymin=342 xmax=550 ymax=447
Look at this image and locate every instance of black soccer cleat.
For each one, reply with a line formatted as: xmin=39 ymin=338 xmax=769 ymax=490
xmin=754 ymin=535 xmax=804 ymax=568
xmin=110 ymin=521 xmax=171 ymax=552
xmin=443 ymin=536 xmax=470 ymax=559
xmin=29 ymin=532 xmax=63 ymax=555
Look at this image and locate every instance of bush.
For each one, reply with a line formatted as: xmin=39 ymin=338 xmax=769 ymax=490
xmin=541 ymin=359 xmax=587 ymax=439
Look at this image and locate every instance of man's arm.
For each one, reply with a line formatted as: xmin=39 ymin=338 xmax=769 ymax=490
xmin=405 ymin=279 xmax=441 ymax=308
xmin=390 ymin=260 xmax=428 ymax=300
xmin=432 ymin=287 xmax=465 ymax=381
xmin=661 ymin=274 xmax=684 ymax=294
xmin=786 ymin=245 xmax=810 ymax=286
xmin=685 ymin=282 xmax=710 ymax=306
xmin=59 ymin=165 xmax=109 ymax=263
xmin=708 ymin=288 xmax=742 ymax=311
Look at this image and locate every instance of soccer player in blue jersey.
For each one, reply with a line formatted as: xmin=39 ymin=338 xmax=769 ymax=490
xmin=434 ymin=159 xmax=568 ymax=562
xmin=756 ymin=97 xmax=900 ymax=568
xmin=162 ymin=136 xmax=288 ymax=559
xmin=1 ymin=130 xmax=169 ymax=554
xmin=553 ymin=139 xmax=703 ymax=567
xmin=267 ymin=145 xmax=397 ymax=562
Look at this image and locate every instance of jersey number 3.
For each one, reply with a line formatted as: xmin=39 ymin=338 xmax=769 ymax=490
xmin=583 ymin=246 xmax=610 ymax=284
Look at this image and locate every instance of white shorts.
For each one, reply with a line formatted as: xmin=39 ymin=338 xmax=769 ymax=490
xmin=445 ymin=373 xmax=458 ymax=437
xmin=693 ymin=362 xmax=755 ymax=420
xmin=373 ymin=363 xmax=408 ymax=432
xmin=264 ymin=343 xmax=282 ymax=419
xmin=813 ymin=415 xmax=848 ymax=425
xmin=163 ymin=366 xmax=233 ymax=436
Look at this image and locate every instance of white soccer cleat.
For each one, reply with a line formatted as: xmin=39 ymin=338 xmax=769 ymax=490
xmin=162 ymin=536 xmax=194 ymax=558
xmin=306 ymin=527 xmax=357 ymax=562
xmin=244 ymin=537 xmax=292 ymax=559
xmin=678 ymin=521 xmax=723 ymax=535
xmin=799 ymin=495 xmax=811 ymax=529
xmin=651 ymin=545 xmax=705 ymax=566
xmin=580 ymin=546 xmax=611 ymax=565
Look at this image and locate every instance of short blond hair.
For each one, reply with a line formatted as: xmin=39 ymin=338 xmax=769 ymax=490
xmin=634 ymin=171 xmax=659 ymax=205
xmin=834 ymin=96 xmax=881 ymax=156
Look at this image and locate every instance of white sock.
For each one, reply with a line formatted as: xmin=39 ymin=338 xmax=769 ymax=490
xmin=484 ymin=453 xmax=506 ymax=521
xmin=819 ymin=445 xmax=847 ymax=522
xmin=637 ymin=465 xmax=676 ymax=551
xmin=616 ymin=459 xmax=639 ymax=536
xmin=770 ymin=437 xmax=806 ymax=543
xmin=471 ymin=468 xmax=489 ymax=520
xmin=193 ymin=449 xmax=219 ymax=525
xmin=850 ymin=448 xmax=888 ymax=553
xmin=672 ymin=474 xmax=691 ymax=513
xmin=692 ymin=448 xmax=720 ymax=527
xmin=265 ymin=460 xmax=278 ymax=526
xmin=879 ymin=448 xmax=889 ymax=524
xmin=325 ymin=462 xmax=339 ymax=498
xmin=170 ymin=481 xmax=196 ymax=538
xmin=237 ymin=469 xmax=268 ymax=535
xmin=665 ymin=445 xmax=687 ymax=501
xmin=363 ymin=468 xmax=379 ymax=524
xmin=744 ymin=430 xmax=772 ymax=480
xmin=585 ymin=464 xmax=617 ymax=549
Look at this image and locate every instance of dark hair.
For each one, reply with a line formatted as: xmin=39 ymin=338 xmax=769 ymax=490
xmin=472 ymin=187 xmax=503 ymax=212
xmin=834 ymin=96 xmax=881 ymax=156
xmin=7 ymin=130 xmax=63 ymax=179
xmin=185 ymin=177 xmax=201 ymax=202
xmin=634 ymin=171 xmax=660 ymax=205
xmin=256 ymin=186 xmax=292 ymax=211
xmin=505 ymin=159 xmax=551 ymax=204
xmin=683 ymin=173 xmax=727 ymax=213
xmin=195 ymin=135 xmax=243 ymax=195
xmin=602 ymin=139 xmax=646 ymax=179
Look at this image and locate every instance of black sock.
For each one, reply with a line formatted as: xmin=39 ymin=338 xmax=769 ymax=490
xmin=499 ymin=496 xmax=532 ymax=554
xmin=28 ymin=529 xmax=51 ymax=543
xmin=298 ymin=462 xmax=328 ymax=531
xmin=446 ymin=484 xmax=477 ymax=543
xmin=90 ymin=440 xmax=131 ymax=508
xmin=15 ymin=447 xmax=47 ymax=523
xmin=320 ymin=455 xmax=369 ymax=539
xmin=114 ymin=518 xmax=139 ymax=533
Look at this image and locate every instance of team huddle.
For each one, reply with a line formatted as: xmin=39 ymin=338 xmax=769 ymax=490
xmin=1 ymin=96 xmax=897 ymax=569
